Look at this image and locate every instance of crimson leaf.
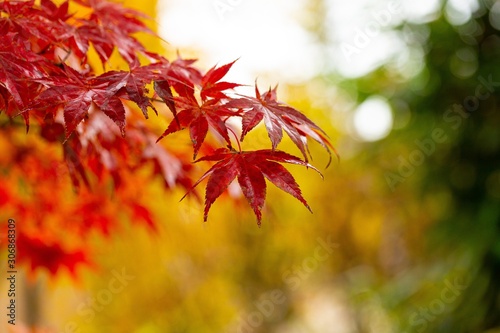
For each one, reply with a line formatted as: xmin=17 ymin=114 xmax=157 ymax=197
xmin=227 ymin=85 xmax=335 ymax=165
xmin=31 ymin=64 xmax=126 ymax=137
xmin=200 ymin=60 xmax=241 ymax=101
xmin=184 ymin=148 xmax=321 ymax=225
xmin=156 ymin=97 xmax=238 ymax=159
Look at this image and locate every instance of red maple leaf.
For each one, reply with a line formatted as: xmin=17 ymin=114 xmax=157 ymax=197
xmin=126 ymin=201 xmax=157 ymax=231
xmin=0 ymin=33 xmax=60 ymax=129
xmin=94 ymin=64 xmax=160 ymax=118
xmin=145 ymin=54 xmax=204 ymax=124
xmin=154 ymin=79 xmax=177 ymax=120
xmin=0 ymin=33 xmax=54 ymax=107
xmin=17 ymin=232 xmax=90 ymax=276
xmin=200 ymin=60 xmax=241 ymax=101
xmin=183 ymin=148 xmax=321 ymax=225
xmin=156 ymin=96 xmax=239 ymax=159
xmin=141 ymin=133 xmax=196 ymax=193
xmin=71 ymin=0 xmax=153 ymax=66
xmin=0 ymin=0 xmax=72 ymax=49
xmin=151 ymin=54 xmax=203 ymax=99
xmin=31 ymin=64 xmax=127 ymax=137
xmin=75 ymin=0 xmax=152 ymax=35
xmin=155 ymin=61 xmax=242 ymax=158
xmin=227 ymin=85 xmax=335 ymax=165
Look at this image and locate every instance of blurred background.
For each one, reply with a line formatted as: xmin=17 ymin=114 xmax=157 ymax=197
xmin=1 ymin=0 xmax=500 ymax=332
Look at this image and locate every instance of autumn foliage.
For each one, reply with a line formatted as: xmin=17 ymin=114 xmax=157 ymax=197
xmin=0 ymin=0 xmax=333 ymax=274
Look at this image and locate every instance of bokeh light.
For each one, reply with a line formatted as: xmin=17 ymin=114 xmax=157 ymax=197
xmin=353 ymin=96 xmax=393 ymax=142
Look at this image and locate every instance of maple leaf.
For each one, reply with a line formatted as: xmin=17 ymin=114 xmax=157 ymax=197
xmin=0 ymin=33 xmax=61 ymax=129
xmin=184 ymin=148 xmax=321 ymax=225
xmin=71 ymin=0 xmax=154 ymax=66
xmin=200 ymin=60 xmax=241 ymax=101
xmin=1 ymin=0 xmax=72 ymax=49
xmin=156 ymin=95 xmax=239 ymax=159
xmin=94 ymin=65 xmax=159 ymax=118
xmin=141 ymin=134 xmax=195 ymax=193
xmin=226 ymin=84 xmax=335 ymax=165
xmin=153 ymin=58 xmax=242 ymax=159
xmin=0 ymin=33 xmax=48 ymax=108
xmin=147 ymin=54 xmax=203 ymax=99
xmin=39 ymin=0 xmax=71 ymax=22
xmin=17 ymin=232 xmax=90 ymax=276
xmin=65 ymin=111 xmax=143 ymax=189
xmin=154 ymin=79 xmax=177 ymax=119
xmin=31 ymin=64 xmax=127 ymax=137
xmin=75 ymin=0 xmax=152 ymax=35
xmin=126 ymin=201 xmax=157 ymax=231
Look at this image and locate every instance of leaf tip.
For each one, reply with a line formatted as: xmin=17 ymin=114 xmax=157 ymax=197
xmin=155 ymin=133 xmax=165 ymax=143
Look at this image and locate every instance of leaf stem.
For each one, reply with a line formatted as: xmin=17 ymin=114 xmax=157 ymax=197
xmin=227 ymin=126 xmax=241 ymax=152
xmin=149 ymin=97 xmax=164 ymax=103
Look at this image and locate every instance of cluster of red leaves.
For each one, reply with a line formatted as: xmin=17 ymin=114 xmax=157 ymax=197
xmin=0 ymin=126 xmax=158 ymax=275
xmin=0 ymin=0 xmax=333 ymax=273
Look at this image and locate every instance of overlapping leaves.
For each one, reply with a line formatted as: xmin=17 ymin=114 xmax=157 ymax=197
xmin=227 ymin=85 xmax=336 ymax=165
xmin=0 ymin=0 xmax=335 ymax=231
